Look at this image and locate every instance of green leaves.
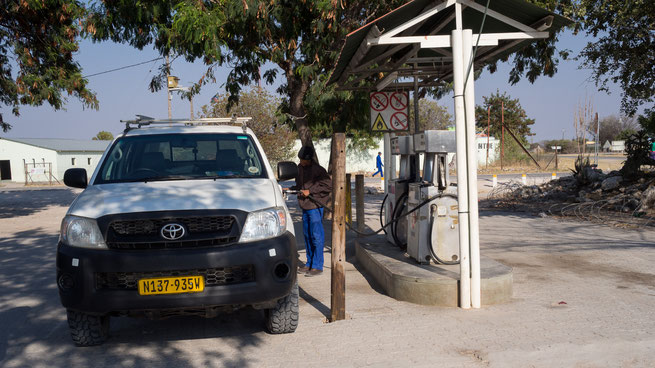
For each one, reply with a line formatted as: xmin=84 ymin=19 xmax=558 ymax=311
xmin=576 ymin=0 xmax=655 ymax=115
xmin=1 ymin=0 xmax=98 ymax=131
xmin=475 ymin=91 xmax=535 ymax=143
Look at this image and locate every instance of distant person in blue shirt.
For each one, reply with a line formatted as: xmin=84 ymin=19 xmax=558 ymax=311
xmin=372 ymin=151 xmax=383 ymax=177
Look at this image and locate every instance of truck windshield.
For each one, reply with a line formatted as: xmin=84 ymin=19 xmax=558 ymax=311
xmin=95 ymin=133 xmax=267 ymax=184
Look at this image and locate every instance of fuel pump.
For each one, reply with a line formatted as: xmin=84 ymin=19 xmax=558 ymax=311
xmin=407 ymin=130 xmax=459 ymax=264
xmin=385 ymin=136 xmax=417 ymax=248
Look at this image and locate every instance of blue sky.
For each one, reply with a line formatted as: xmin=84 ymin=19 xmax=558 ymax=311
xmin=1 ymin=29 xmax=638 ymax=142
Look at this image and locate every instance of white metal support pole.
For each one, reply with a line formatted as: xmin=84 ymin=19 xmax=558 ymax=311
xmin=451 ymin=27 xmax=471 ymax=309
xmin=390 ymin=132 xmax=397 ymax=181
xmin=383 ymin=133 xmax=391 ymax=193
xmin=462 ymin=29 xmax=481 ymax=309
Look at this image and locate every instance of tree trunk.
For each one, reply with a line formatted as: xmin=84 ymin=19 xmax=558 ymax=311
xmin=287 ymin=71 xmax=318 ymax=163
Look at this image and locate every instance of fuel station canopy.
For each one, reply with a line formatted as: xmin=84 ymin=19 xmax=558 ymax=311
xmin=328 ymin=0 xmax=570 ymax=91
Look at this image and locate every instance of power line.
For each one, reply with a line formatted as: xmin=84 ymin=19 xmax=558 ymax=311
xmin=83 ymin=57 xmax=164 ymax=78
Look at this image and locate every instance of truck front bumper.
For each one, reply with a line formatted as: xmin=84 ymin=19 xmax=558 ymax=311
xmin=56 ymin=232 xmax=297 ymax=315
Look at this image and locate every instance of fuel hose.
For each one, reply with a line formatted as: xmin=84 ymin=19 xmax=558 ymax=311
xmin=284 ymin=190 xmax=448 ymax=238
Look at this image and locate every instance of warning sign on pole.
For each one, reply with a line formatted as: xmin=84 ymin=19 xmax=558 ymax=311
xmin=372 ymin=114 xmax=386 ymax=131
xmin=370 ymin=91 xmax=409 ymax=132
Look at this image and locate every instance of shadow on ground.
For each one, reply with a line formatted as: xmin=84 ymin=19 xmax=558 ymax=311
xmin=0 ymin=188 xmax=79 ymax=217
xmin=0 ymin=192 xmax=275 ymax=368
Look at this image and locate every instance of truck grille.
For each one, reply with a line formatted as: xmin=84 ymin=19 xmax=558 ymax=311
xmin=95 ymin=265 xmax=255 ymax=290
xmin=111 ymin=216 xmax=234 ymax=236
xmin=106 ymin=236 xmax=239 ymax=250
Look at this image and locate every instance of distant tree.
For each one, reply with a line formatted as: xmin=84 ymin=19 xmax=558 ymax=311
xmin=573 ymin=96 xmax=595 ymax=154
xmin=596 ymin=115 xmax=638 ymax=143
xmin=576 ymin=0 xmax=655 ymax=115
xmin=408 ymin=99 xmax=453 ymax=133
xmin=475 ymin=91 xmax=535 ymax=144
xmin=0 ymin=1 xmax=97 ymax=132
xmin=92 ymin=131 xmax=114 ymax=141
xmin=199 ymin=88 xmax=295 ymax=168
xmin=542 ymin=139 xmax=577 ymax=154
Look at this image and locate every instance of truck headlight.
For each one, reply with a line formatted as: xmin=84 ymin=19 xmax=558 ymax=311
xmin=239 ymin=207 xmax=287 ymax=243
xmin=60 ymin=216 xmax=108 ymax=249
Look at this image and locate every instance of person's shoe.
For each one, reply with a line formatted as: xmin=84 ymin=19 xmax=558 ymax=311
xmin=297 ymin=265 xmax=310 ymax=274
xmin=305 ymin=269 xmax=323 ymax=277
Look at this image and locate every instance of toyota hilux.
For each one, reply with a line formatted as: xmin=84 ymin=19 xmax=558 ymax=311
xmin=57 ymin=117 xmax=299 ymax=346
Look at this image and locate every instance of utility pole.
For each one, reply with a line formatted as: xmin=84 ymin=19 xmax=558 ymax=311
xmin=594 ymin=112 xmax=599 ymax=166
xmin=166 ymin=54 xmax=172 ymax=119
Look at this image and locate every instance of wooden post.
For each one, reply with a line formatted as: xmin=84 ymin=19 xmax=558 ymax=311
xmin=486 ymin=106 xmax=490 ymax=169
xmin=345 ymin=174 xmax=352 ymax=226
xmin=355 ymin=174 xmax=365 ymax=237
xmin=501 ymin=101 xmax=504 ymax=171
xmin=330 ymin=133 xmax=346 ymax=322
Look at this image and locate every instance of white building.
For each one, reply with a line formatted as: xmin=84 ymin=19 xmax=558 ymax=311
xmin=291 ymin=134 xmax=500 ymax=174
xmin=602 ymin=140 xmax=625 ymax=153
xmin=0 ymin=138 xmax=111 ymax=184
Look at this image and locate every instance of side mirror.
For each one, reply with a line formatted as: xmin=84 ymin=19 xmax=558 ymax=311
xmin=277 ymin=161 xmax=298 ymax=182
xmin=64 ymin=168 xmax=88 ymax=189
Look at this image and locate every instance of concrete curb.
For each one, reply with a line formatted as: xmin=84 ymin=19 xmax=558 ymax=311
xmin=356 ymin=238 xmax=513 ymax=307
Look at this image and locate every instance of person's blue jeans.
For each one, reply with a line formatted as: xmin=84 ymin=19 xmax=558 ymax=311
xmin=302 ymin=207 xmax=325 ymax=270
xmin=372 ymin=166 xmax=384 ymax=177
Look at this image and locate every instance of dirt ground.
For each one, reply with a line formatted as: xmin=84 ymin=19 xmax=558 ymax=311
xmin=0 ymin=186 xmax=654 ymax=367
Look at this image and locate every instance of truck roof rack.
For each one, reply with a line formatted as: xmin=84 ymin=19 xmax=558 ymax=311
xmin=120 ymin=115 xmax=253 ymax=133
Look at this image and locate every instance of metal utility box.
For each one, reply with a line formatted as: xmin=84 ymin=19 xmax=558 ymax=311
xmin=413 ymin=130 xmax=456 ymax=153
xmin=406 ymin=130 xmax=459 ymax=264
xmin=407 ymin=184 xmax=459 ymax=264
xmin=391 ymin=135 xmax=414 ymax=155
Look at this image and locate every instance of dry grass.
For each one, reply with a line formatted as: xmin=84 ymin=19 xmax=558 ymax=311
xmin=479 ymin=153 xmax=627 ymax=174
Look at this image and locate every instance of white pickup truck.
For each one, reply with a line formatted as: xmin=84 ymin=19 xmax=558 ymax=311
xmin=57 ymin=117 xmax=300 ymax=346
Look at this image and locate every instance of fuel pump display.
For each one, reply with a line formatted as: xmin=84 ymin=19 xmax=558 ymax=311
xmin=407 ymin=130 xmax=460 ymax=265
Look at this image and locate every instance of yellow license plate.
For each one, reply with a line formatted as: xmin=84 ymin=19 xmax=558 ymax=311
xmin=138 ymin=276 xmax=204 ymax=295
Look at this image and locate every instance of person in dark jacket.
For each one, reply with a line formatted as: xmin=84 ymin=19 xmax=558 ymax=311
xmin=288 ymin=146 xmax=332 ymax=277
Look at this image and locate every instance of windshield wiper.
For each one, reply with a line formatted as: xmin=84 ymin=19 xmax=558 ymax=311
xmin=142 ymin=175 xmax=198 ymax=182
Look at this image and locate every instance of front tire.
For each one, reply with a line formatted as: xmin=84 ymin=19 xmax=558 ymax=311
xmin=265 ymin=282 xmax=299 ymax=334
xmin=66 ymin=309 xmax=110 ymax=346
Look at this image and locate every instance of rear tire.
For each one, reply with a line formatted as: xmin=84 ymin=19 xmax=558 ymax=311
xmin=265 ymin=282 xmax=299 ymax=334
xmin=66 ymin=309 xmax=110 ymax=346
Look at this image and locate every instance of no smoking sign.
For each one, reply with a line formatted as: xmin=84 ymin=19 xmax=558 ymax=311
xmin=390 ymin=112 xmax=409 ymax=130
xmin=390 ymin=92 xmax=408 ymax=111
xmin=369 ymin=91 xmax=409 ymax=132
xmin=370 ymin=92 xmax=388 ymax=112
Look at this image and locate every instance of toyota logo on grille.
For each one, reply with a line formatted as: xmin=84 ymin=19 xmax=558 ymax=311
xmin=161 ymin=223 xmax=185 ymax=240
